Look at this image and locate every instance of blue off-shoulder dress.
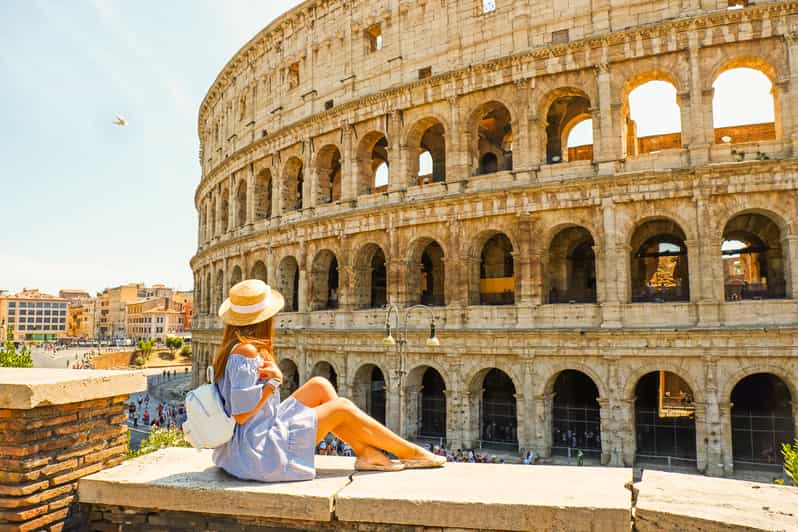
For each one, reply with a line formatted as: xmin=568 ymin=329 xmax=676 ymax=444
xmin=212 ymin=353 xmax=318 ymax=482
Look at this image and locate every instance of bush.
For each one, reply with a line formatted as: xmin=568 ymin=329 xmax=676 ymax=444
xmin=180 ymin=344 xmax=192 ymax=358
xmin=127 ymin=427 xmax=190 ymax=459
xmin=133 ymin=356 xmax=145 ymax=367
xmin=0 ymin=327 xmax=33 ymax=368
xmin=779 ymin=439 xmax=798 ymax=486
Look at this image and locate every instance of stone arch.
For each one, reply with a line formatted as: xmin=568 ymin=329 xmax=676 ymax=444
xmin=278 ymin=358 xmax=300 ymax=400
xmin=548 ymin=369 xmax=603 ymax=459
xmin=277 ymin=255 xmax=300 ymax=312
xmin=629 ymin=217 xmax=691 ymax=303
xmin=311 ymin=360 xmax=338 ymax=391
xmin=621 ymin=71 xmax=684 ymax=157
xmin=406 ymin=237 xmax=446 ymax=306
xmin=310 ymin=249 xmax=340 ymax=311
xmin=468 ymin=100 xmax=513 ymax=175
xmin=722 ymin=211 xmax=788 ymax=300
xmin=541 ymin=87 xmax=593 ymax=164
xmin=282 ymin=157 xmax=304 ymax=212
xmin=708 ymin=57 xmax=780 ymax=143
xmin=467 ymin=367 xmax=519 ymax=449
xmin=229 ymin=265 xmax=243 ymax=287
xmin=406 ymin=364 xmax=448 ymax=442
xmin=541 ymin=363 xmax=608 ymax=400
xmin=721 ymin=365 xmax=798 ymax=406
xmin=352 ymin=363 xmax=387 ymax=424
xmin=356 ymin=131 xmax=389 ymax=195
xmin=254 ymin=168 xmax=272 ymax=220
xmin=235 ymin=179 xmax=247 ymax=227
xmin=545 ymin=225 xmax=597 ymax=304
xmin=352 ymin=242 xmax=388 ymax=309
xmin=315 ymin=144 xmax=342 ymax=204
xmin=469 ymin=230 xmax=515 ymax=305
xmin=250 ymin=260 xmax=267 ymax=284
xmin=405 ymin=116 xmax=447 ymax=186
xmin=214 ymin=269 xmax=224 ymax=309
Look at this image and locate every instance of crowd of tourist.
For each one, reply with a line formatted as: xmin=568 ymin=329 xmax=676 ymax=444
xmin=128 ymin=393 xmax=187 ymax=431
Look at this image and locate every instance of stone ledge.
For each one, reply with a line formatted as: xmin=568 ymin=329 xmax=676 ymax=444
xmin=0 ymin=369 xmax=146 ymax=409
xmin=79 ymin=448 xmax=633 ymax=531
xmin=634 ymin=470 xmax=798 ymax=532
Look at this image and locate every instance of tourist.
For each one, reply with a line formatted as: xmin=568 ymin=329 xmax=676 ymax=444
xmin=208 ymin=280 xmax=445 ymax=482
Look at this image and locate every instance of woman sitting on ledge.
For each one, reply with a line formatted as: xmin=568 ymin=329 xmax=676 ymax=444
xmin=211 ymin=279 xmax=445 ymax=482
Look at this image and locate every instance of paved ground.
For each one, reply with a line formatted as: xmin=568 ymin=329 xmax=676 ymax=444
xmin=29 ymin=346 xmax=132 ymax=369
xmin=126 ymin=370 xmax=192 ymax=450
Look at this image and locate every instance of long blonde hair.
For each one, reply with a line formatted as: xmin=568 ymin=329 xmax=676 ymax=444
xmin=212 ymin=318 xmax=275 ymax=382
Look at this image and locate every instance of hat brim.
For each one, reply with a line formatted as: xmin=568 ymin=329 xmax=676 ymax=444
xmin=218 ymin=290 xmax=285 ymax=326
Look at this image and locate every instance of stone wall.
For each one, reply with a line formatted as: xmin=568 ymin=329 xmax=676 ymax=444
xmin=0 ymin=369 xmax=145 ymax=532
xmin=90 ymin=351 xmax=135 ymax=370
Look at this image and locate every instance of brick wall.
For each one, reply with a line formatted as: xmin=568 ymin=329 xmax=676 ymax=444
xmin=90 ymin=351 xmax=135 ymax=370
xmin=0 ymin=396 xmax=129 ymax=531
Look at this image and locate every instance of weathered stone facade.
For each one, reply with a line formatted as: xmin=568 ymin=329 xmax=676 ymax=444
xmin=191 ymin=0 xmax=798 ymax=477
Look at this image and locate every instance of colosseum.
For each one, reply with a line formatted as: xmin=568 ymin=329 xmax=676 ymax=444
xmin=191 ymin=0 xmax=798 ymax=478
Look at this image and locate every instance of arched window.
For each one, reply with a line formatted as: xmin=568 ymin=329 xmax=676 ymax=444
xmin=282 ymin=158 xmax=304 ymax=212
xmin=547 ymin=227 xmax=596 ymax=303
xmin=310 ymin=250 xmax=339 ymax=311
xmin=625 ymin=79 xmax=682 ymax=156
xmin=315 ymin=145 xmax=342 ymax=204
xmin=353 ymin=244 xmax=387 ymax=309
xmin=722 ymin=213 xmax=786 ymax=300
xmin=353 ymin=364 xmax=386 ymax=425
xmin=357 ymin=133 xmax=389 ymax=195
xmin=471 ymin=368 xmax=517 ymax=450
xmin=713 ymin=67 xmax=776 ymax=144
xmin=229 ymin=265 xmax=243 ymax=287
xmin=409 ymin=119 xmax=446 ymax=185
xmin=374 ymin=162 xmax=389 ymax=192
xmin=545 ymin=92 xmax=592 ymax=163
xmin=220 ymin=189 xmax=230 ymax=232
xmin=235 ymin=181 xmax=247 ymax=227
xmin=250 ymin=261 xmax=267 ymax=284
xmin=254 ymin=169 xmax=272 ymax=220
xmin=406 ymin=366 xmax=447 ymax=442
xmin=551 ymin=370 xmax=601 ymax=458
xmin=477 ymin=233 xmax=514 ymax=305
xmin=278 ymin=256 xmax=300 ymax=312
xmin=630 ymin=220 xmax=690 ymax=303
xmin=473 ymin=102 xmax=512 ymax=175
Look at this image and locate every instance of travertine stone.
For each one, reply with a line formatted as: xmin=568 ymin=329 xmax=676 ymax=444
xmin=635 ymin=470 xmax=798 ymax=532
xmin=0 ymin=369 xmax=145 ymax=410
xmin=79 ymin=449 xmax=355 ymax=523
xmin=337 ymin=463 xmax=632 ymax=532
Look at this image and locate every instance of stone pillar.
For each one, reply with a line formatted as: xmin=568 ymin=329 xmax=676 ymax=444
xmin=445 ymin=388 xmax=469 ymax=451
xmin=214 ymin=185 xmax=223 ymax=237
xmin=246 ymin=170 xmax=256 ymax=226
xmin=687 ymin=38 xmax=711 ymax=166
xmin=782 ymin=235 xmax=798 ymax=299
xmin=534 ymin=393 xmax=555 ymax=458
xmin=302 ymin=141 xmax=313 ymax=211
xmin=0 ymin=369 xmax=145 ymax=531
xmin=512 ymin=79 xmax=531 ymax=172
xmin=780 ymin=34 xmax=798 ymax=152
xmin=340 ymin=123 xmax=356 ymax=203
xmin=447 ymin=97 xmax=469 ymax=182
xmin=595 ymin=63 xmax=620 ymax=175
xmin=297 ymin=250 xmax=309 ymax=313
xmin=270 ymin=164 xmax=282 ymax=217
xmin=387 ymin=110 xmax=406 ymax=194
xmin=699 ymin=356 xmax=726 ymax=478
xmin=385 ymin=376 xmax=401 ymax=436
xmin=600 ymin=199 xmax=623 ymax=327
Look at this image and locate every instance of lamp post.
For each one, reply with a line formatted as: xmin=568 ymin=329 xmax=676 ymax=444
xmin=381 ymin=303 xmax=440 ymax=439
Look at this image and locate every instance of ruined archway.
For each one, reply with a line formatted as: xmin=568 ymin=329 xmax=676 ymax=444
xmin=547 ymin=226 xmax=596 ymax=303
xmin=406 ymin=365 xmax=447 ymax=444
xmin=220 ymin=188 xmax=230 ymax=233
xmin=470 ymin=368 xmax=518 ymax=450
xmin=315 ymin=145 xmax=342 ymax=204
xmin=352 ymin=363 xmax=386 ymax=424
xmin=357 ymin=132 xmax=389 ymax=195
xmin=277 ymin=256 xmax=300 ymax=312
xmin=408 ymin=238 xmax=445 ymax=306
xmin=475 ymin=232 xmax=515 ymax=305
xmin=236 ymin=180 xmax=247 ymax=227
xmin=282 ymin=157 xmax=304 ymax=212
xmin=634 ymin=371 xmax=697 ymax=468
xmin=279 ymin=359 xmax=299 ymax=401
xmin=407 ymin=118 xmax=446 ymax=185
xmin=623 ymin=76 xmax=683 ymax=156
xmin=229 ymin=265 xmax=243 ymax=287
xmin=551 ymin=370 xmax=602 ymax=459
xmin=731 ymin=373 xmax=795 ymax=469
xmin=713 ymin=65 xmax=777 ymax=144
xmin=352 ymin=243 xmax=387 ymax=309
xmin=545 ymin=91 xmax=593 ymax=163
xmin=722 ymin=212 xmax=786 ymax=301
xmin=254 ymin=168 xmax=272 ymax=220
xmin=472 ymin=102 xmax=512 ymax=175
xmin=311 ymin=361 xmax=338 ymax=391
xmin=250 ymin=260 xmax=267 ymax=284
xmin=630 ymin=219 xmax=690 ymax=303
xmin=310 ymin=249 xmax=339 ymax=310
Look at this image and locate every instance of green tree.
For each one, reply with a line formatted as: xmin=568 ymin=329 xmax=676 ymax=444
xmin=0 ymin=326 xmax=33 ymax=368
xmin=180 ymin=344 xmax=192 ymax=359
xmin=778 ymin=439 xmax=798 ymax=486
xmin=165 ymin=336 xmax=183 ymax=356
xmin=137 ymin=339 xmax=154 ymax=361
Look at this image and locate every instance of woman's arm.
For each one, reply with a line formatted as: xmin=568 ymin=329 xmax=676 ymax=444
xmin=229 ymin=343 xmax=278 ymax=425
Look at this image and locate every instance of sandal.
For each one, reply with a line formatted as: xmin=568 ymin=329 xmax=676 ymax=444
xmin=400 ymin=454 xmax=447 ymax=469
xmin=354 ymin=459 xmax=406 ymax=472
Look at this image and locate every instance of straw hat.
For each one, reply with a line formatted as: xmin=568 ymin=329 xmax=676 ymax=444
xmin=218 ymin=279 xmax=285 ymax=326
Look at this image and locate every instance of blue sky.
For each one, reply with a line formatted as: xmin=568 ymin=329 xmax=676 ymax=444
xmin=0 ymin=2 xmax=772 ymax=296
xmin=0 ymin=1 xmax=301 ymax=296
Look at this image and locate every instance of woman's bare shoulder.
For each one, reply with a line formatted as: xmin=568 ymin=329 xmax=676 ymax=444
xmin=231 ymin=343 xmax=259 ymax=359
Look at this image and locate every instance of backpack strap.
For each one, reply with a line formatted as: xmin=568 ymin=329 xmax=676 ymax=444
xmin=206 ymin=365 xmax=214 ymax=384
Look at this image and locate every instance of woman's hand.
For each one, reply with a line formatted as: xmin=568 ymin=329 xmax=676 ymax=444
xmin=258 ymin=361 xmax=283 ymax=384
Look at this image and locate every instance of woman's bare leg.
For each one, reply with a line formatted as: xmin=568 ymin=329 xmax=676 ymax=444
xmin=313 ymin=397 xmax=430 ymax=460
xmin=291 ymin=377 xmax=337 ymax=408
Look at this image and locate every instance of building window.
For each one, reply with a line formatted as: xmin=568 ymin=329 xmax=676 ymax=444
xmin=287 ymin=63 xmax=300 ymax=90
xmin=728 ymin=0 xmax=747 ymax=9
xmin=325 ymin=99 xmax=334 ymax=111
xmin=366 ymin=24 xmax=383 ymax=52
xmin=482 ymin=0 xmax=496 ymax=14
xmin=552 ymin=29 xmax=569 ymax=44
xmin=418 ymin=66 xmax=432 ymax=80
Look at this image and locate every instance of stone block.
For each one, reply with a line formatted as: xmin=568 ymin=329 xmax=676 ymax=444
xmin=335 ymin=463 xmax=632 ymax=532
xmin=634 ymin=470 xmax=798 ymax=531
xmin=0 ymin=369 xmax=145 ymax=409
xmin=79 ymin=448 xmax=356 ymax=523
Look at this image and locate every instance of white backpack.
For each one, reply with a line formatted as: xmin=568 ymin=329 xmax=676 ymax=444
xmin=182 ymin=366 xmax=236 ymax=449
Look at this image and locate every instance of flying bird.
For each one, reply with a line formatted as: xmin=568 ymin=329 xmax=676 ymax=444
xmin=113 ymin=115 xmax=127 ymax=126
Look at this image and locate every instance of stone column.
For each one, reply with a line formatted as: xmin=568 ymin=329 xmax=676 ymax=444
xmin=340 ymin=123 xmax=357 ymax=203
xmin=600 ymin=199 xmax=623 ymax=327
xmin=595 ymin=63 xmax=620 ymax=175
xmin=445 ymin=388 xmax=469 ymax=451
xmin=297 ymin=249 xmax=309 ymax=313
xmin=512 ymin=79 xmax=531 ymax=173
xmin=782 ymin=235 xmax=798 ymax=299
xmin=301 ymin=141 xmax=313 ymax=211
xmin=447 ymin=96 xmax=469 ymax=182
xmin=387 ymin=110 xmax=406 ymax=194
xmin=0 ymin=369 xmax=145 ymax=531
xmin=687 ymin=38 xmax=711 ymax=166
xmin=246 ymin=170 xmax=256 ymax=226
xmin=270 ymin=163 xmax=282 ymax=218
xmin=385 ymin=376 xmax=401 ymax=436
xmin=534 ymin=393 xmax=555 ymax=458
xmin=699 ymin=356 xmax=725 ymax=476
xmin=780 ymin=34 xmax=798 ymax=152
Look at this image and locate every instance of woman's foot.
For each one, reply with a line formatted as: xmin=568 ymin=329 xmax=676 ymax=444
xmin=400 ymin=446 xmax=447 ymax=469
xmin=354 ymin=446 xmax=405 ymax=472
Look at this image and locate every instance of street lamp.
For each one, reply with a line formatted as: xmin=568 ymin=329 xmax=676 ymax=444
xmin=381 ymin=303 xmax=441 ymax=438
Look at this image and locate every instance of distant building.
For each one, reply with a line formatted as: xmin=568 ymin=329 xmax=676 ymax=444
xmin=173 ymin=291 xmax=194 ymax=331
xmin=96 ymin=284 xmax=142 ymax=341
xmin=0 ymin=289 xmax=68 ymax=342
xmin=60 ymin=290 xmax=96 ymax=341
xmin=126 ymin=296 xmax=187 ymax=342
